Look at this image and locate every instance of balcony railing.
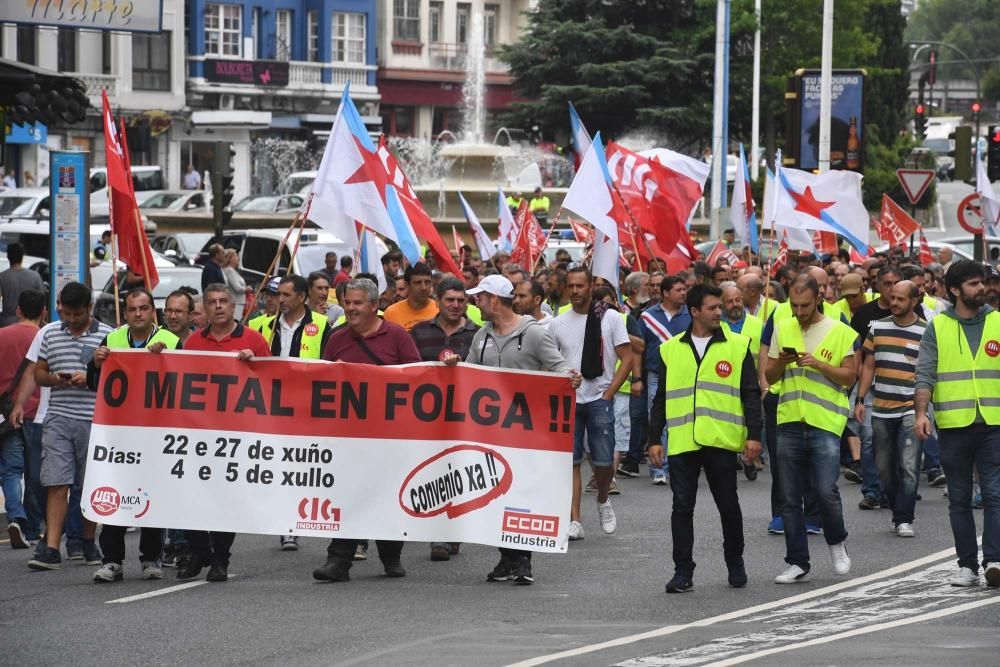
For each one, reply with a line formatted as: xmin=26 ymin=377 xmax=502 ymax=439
xmin=189 ymin=57 xmax=375 ymax=92
xmin=427 ymin=43 xmax=504 ymax=73
xmin=66 ymin=72 xmax=119 ymax=100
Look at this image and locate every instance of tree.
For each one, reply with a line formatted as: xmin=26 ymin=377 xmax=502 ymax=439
xmin=905 ymin=0 xmax=1000 ymax=81
xmin=498 ymin=0 xmax=715 ymax=149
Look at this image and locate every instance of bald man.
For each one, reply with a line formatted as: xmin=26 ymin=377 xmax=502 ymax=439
xmin=738 ymin=273 xmax=769 ymax=321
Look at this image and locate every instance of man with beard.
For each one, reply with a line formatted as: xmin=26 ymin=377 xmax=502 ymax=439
xmin=916 ymin=261 xmax=1000 ymax=588
xmin=622 ymin=271 xmax=650 ymax=319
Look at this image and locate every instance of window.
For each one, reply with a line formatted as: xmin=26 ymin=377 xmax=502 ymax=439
xmin=307 ymin=11 xmax=320 ymax=62
xmin=17 ymin=26 xmax=35 ymax=65
xmin=333 ymin=13 xmax=365 ymax=64
xmin=204 ymin=4 xmax=242 ymax=57
xmin=484 ymin=4 xmax=499 ymax=47
xmin=133 ymin=32 xmax=171 ymax=91
xmin=393 ymin=0 xmax=419 ymax=41
xmin=456 ymin=3 xmax=471 ymax=44
xmin=428 ymin=2 xmax=442 ymax=43
xmin=102 ymin=31 xmax=111 ymax=74
xmin=58 ymin=28 xmax=77 ymax=71
xmin=275 ymin=9 xmax=292 ymax=61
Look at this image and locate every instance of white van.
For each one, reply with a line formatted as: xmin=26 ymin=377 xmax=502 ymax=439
xmin=43 ymin=165 xmax=164 ymax=217
xmin=281 ymin=171 xmax=316 ymax=195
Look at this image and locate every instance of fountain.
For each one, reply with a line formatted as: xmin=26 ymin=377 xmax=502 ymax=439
xmin=405 ymin=11 xmax=568 ymax=232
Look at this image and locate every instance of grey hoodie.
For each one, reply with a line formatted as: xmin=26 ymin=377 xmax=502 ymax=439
xmin=465 ymin=314 xmax=571 ymax=373
xmin=915 ymin=304 xmax=995 ymax=423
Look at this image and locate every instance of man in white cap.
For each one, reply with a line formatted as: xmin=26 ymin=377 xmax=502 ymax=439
xmin=446 ymin=274 xmax=580 ymax=585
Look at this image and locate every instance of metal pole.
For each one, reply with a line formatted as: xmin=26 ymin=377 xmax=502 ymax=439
xmin=818 ymin=0 xmax=834 ymax=172
xmin=750 ymin=0 xmax=761 ymax=181
xmin=710 ymin=0 xmax=729 ymax=237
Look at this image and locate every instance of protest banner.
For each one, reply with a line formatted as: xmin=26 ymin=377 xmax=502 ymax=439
xmin=81 ymin=351 xmax=575 ymax=553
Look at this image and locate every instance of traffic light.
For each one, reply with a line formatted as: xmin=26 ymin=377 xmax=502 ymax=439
xmin=928 ymin=50 xmax=937 ymax=86
xmin=212 ymin=142 xmax=236 ymax=236
xmin=1 ymin=78 xmax=89 ymax=126
xmin=914 ymin=104 xmax=927 ymax=140
xmin=988 ymin=126 xmax=1000 ymax=182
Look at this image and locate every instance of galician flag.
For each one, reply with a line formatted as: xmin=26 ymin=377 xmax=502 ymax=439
xmin=562 ymin=131 xmax=620 ymax=290
xmin=458 ymin=192 xmax=496 ymax=261
xmin=497 ymin=186 xmax=517 ymax=251
xmin=763 ymin=167 xmax=815 ymax=254
xmin=774 ymin=166 xmax=870 ymax=253
xmin=568 ymin=102 xmax=592 ymax=169
xmin=358 ymin=225 xmax=388 ymax=293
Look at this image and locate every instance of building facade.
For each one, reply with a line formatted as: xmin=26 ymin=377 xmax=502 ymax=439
xmin=377 ymin=0 xmax=532 ymax=140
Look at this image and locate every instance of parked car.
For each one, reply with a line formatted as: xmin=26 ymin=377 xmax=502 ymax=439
xmin=93 ymin=266 xmax=202 ymax=327
xmin=0 ymin=187 xmax=50 ymax=223
xmin=231 ymin=194 xmax=304 ymax=215
xmin=139 ymin=190 xmax=212 ymax=214
xmin=281 ymin=171 xmax=316 ymax=195
xmin=937 ymin=235 xmax=1000 ymax=261
xmin=42 ymin=165 xmax=164 ymax=218
xmin=151 ymin=233 xmax=213 ymax=265
xmin=197 ymin=227 xmax=382 ymax=289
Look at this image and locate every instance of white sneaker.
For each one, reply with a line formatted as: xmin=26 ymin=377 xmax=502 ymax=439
xmin=141 ymin=560 xmax=163 ymax=580
xmin=985 ymin=562 xmax=1000 ymax=588
xmin=895 ymin=522 xmax=915 ymax=538
xmin=652 ymin=472 xmax=667 ymax=486
xmin=597 ymin=498 xmax=617 ymax=534
xmin=829 ymin=541 xmax=851 ymax=575
xmin=93 ymin=562 xmax=124 ymax=583
xmin=567 ymin=520 xmax=584 ymax=541
xmin=950 ymin=567 xmax=980 ymax=587
xmin=774 ymin=564 xmax=810 ymax=584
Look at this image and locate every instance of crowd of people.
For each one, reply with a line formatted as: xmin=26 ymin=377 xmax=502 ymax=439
xmin=0 ymin=235 xmax=997 ymax=592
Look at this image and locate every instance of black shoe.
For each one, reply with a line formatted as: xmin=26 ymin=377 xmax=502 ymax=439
xmin=447 ymin=543 xmax=461 ymax=555
xmin=177 ymin=553 xmax=207 ymax=580
xmin=665 ymin=572 xmax=693 ymax=593
xmin=743 ymin=461 xmax=758 ymax=481
xmin=206 ymin=563 xmax=229 ymax=582
xmin=844 ymin=461 xmax=862 ymax=484
xmin=858 ymin=495 xmax=879 ymax=510
xmin=928 ymin=469 xmax=946 ymax=487
xmin=512 ymin=556 xmax=534 ymax=585
xmin=161 ymin=549 xmax=177 ymax=568
xmin=382 ymin=559 xmax=406 ymax=578
xmin=313 ymin=557 xmax=351 ymax=582
xmin=430 ymin=544 xmax=451 ymax=561
xmin=82 ymin=541 xmax=103 ymax=566
xmin=487 ymin=557 xmax=514 ymax=582
xmin=879 ymin=495 xmax=891 ymax=509
xmin=27 ymin=545 xmax=62 ymax=570
xmin=617 ymin=459 xmax=640 ymax=478
xmin=728 ymin=562 xmax=748 ymax=588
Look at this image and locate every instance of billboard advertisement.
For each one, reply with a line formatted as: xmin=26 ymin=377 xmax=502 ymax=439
xmin=798 ymin=70 xmax=865 ymax=172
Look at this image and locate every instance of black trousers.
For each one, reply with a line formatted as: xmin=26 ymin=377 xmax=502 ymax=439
xmin=668 ymin=447 xmax=744 ymax=576
xmin=186 ymin=531 xmax=235 ymax=566
xmin=327 ymin=538 xmax=402 ymax=567
xmin=765 ymin=392 xmax=822 ymax=526
xmin=99 ymin=525 xmax=162 ymax=565
xmin=499 ymin=548 xmax=530 ymax=562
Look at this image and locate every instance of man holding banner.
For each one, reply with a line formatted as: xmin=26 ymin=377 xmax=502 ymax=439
xmin=315 ymin=278 xmax=421 ymax=582
xmin=448 ymin=274 xmax=580 ymax=584
xmin=88 ymin=288 xmax=180 ymax=583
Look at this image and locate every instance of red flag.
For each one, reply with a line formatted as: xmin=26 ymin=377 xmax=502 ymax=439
xmin=450 ymin=225 xmax=466 ymax=265
xmin=770 ymin=230 xmax=790 ymax=277
xmin=605 ymin=142 xmax=700 ymax=255
xmin=705 ymin=240 xmax=740 ymax=267
xmin=510 ymin=208 xmax=547 ymax=269
xmin=378 ymin=137 xmax=462 ymax=276
xmin=812 ymin=230 xmax=838 ymax=255
xmin=919 ymin=228 xmax=934 ymax=266
xmin=568 ymin=217 xmax=593 ymax=244
xmin=879 ymin=194 xmax=920 ymax=246
xmin=102 ymin=91 xmax=158 ymax=288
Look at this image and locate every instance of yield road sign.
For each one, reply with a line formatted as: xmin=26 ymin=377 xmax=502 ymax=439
xmin=896 ymin=169 xmax=936 ymax=205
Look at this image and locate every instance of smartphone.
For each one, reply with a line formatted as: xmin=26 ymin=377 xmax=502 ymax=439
xmin=57 ymin=372 xmax=73 ymax=380
xmin=782 ymin=347 xmax=800 ymax=356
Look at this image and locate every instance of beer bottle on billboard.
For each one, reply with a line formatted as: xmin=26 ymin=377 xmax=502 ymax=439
xmin=846 ymin=116 xmax=860 ymax=170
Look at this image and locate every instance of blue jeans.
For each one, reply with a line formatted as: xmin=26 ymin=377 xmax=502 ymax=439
xmin=859 ymin=393 xmax=882 ymax=499
xmin=922 ymin=431 xmax=942 ymax=472
xmin=1 ymin=429 xmax=28 ymax=523
xmin=777 ymin=423 xmax=849 ymax=569
xmin=646 ymin=374 xmax=668 ymax=478
xmin=872 ymin=415 xmax=921 ymax=525
xmin=938 ymin=425 xmax=1000 ymax=571
xmin=21 ymin=421 xmax=44 ymax=540
xmin=573 ymin=398 xmax=615 ymax=467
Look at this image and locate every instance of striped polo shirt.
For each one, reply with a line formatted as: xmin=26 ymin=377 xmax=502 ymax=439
xmin=38 ymin=317 xmax=113 ymax=420
xmin=863 ymin=316 xmax=927 ymax=418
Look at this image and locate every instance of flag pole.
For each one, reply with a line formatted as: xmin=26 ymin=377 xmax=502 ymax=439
xmin=285 ymin=210 xmax=311 ymax=276
xmin=761 ymin=150 xmax=782 ymax=318
xmin=249 ymin=207 xmax=302 ymax=311
xmin=108 ymin=192 xmax=121 ymax=328
xmin=353 ymin=223 xmax=365 ymax=269
xmin=610 ymin=182 xmax=659 ymax=272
